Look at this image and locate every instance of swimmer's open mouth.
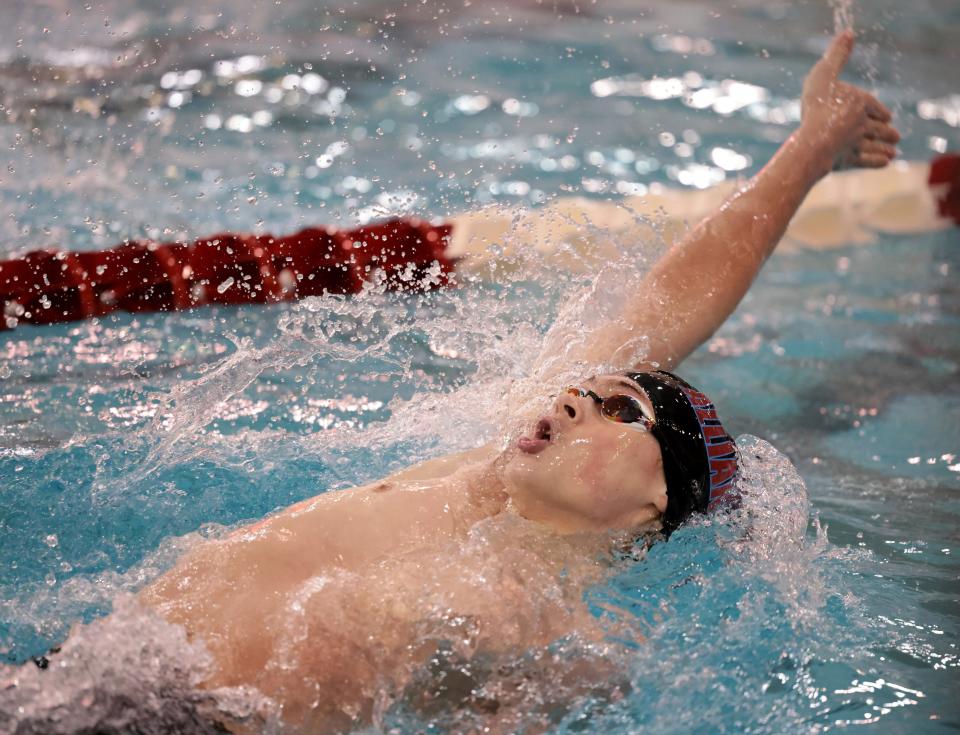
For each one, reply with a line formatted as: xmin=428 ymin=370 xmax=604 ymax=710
xmin=518 ymin=418 xmax=552 ymax=455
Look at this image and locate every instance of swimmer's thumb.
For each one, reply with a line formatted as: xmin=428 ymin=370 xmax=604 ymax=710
xmin=818 ymin=30 xmax=854 ymax=80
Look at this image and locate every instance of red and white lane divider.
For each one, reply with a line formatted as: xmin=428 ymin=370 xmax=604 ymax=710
xmin=1 ymin=155 xmax=957 ymax=331
xmin=0 ymin=219 xmax=454 ymax=330
xmin=930 ymin=153 xmax=960 ymax=225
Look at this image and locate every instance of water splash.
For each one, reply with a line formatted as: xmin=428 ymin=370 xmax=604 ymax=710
xmin=831 ymin=0 xmax=856 ymax=33
xmin=0 ymin=597 xmax=280 ymax=734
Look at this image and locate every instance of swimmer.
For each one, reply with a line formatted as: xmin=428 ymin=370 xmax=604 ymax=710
xmin=28 ymin=31 xmax=903 ymax=732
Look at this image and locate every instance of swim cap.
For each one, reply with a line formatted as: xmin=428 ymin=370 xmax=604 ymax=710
xmin=623 ymin=370 xmax=739 ymax=532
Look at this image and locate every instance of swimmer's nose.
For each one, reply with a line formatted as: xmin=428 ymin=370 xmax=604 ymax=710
xmin=556 ymin=393 xmax=586 ymax=425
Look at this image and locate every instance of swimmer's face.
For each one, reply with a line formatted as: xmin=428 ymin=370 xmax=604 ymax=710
xmin=502 ymin=373 xmax=667 ymax=534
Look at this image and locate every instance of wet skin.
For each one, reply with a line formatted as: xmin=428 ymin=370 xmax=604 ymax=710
xmin=137 ymin=372 xmax=666 ymax=729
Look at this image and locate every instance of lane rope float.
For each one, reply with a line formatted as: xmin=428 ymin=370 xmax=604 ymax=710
xmin=1 ymin=219 xmax=453 ymax=330
xmin=1 ymin=155 xmax=956 ymax=331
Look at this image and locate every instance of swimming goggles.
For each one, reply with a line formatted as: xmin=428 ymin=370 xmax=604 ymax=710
xmin=565 ymin=387 xmax=655 ymax=431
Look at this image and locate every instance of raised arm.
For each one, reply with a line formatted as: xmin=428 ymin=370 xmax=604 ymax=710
xmin=568 ymin=31 xmax=900 ymax=372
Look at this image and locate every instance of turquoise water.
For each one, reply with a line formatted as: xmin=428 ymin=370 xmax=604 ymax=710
xmin=1 ymin=0 xmax=958 ymax=732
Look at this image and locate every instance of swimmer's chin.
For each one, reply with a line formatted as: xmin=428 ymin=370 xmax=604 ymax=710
xmin=514 ymin=502 xmax=665 ymax=539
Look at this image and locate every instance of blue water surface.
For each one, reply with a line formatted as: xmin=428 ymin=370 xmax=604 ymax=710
xmin=0 ymin=0 xmax=958 ymax=732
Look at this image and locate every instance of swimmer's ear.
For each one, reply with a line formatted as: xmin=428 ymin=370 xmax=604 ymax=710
xmin=653 ymin=491 xmax=668 ymax=515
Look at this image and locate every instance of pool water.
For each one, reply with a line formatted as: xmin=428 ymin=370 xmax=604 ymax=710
xmin=1 ymin=0 xmax=958 ymax=732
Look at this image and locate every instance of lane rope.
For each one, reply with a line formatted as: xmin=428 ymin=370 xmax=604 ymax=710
xmin=1 ymin=155 xmax=955 ymax=331
xmin=1 ymin=219 xmax=453 ymax=330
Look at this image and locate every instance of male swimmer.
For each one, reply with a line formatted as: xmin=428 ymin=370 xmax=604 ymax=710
xmin=36 ymin=31 xmax=905 ymax=732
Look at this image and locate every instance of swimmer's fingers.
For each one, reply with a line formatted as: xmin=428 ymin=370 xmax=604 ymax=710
xmin=814 ymin=30 xmax=855 ymax=82
xmin=837 ymin=82 xmax=893 ymax=125
xmin=848 ymin=140 xmax=896 ymax=169
xmin=835 ymin=137 xmax=897 ymax=171
xmin=859 ymin=139 xmax=898 ymax=160
xmin=854 ymin=153 xmax=892 ymax=169
xmin=865 ymin=118 xmax=901 ymax=144
xmin=801 ymin=34 xmax=899 ymax=174
xmin=865 ymin=95 xmax=893 ymax=123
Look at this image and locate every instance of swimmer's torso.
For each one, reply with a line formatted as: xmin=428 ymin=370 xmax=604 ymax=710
xmin=139 ymin=464 xmax=502 ymax=661
xmin=138 ymin=457 xmax=605 ymax=729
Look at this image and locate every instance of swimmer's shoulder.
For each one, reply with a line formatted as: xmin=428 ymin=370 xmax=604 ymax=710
xmin=384 ymin=442 xmax=498 ymax=484
xmin=232 ymin=443 xmax=501 ymax=538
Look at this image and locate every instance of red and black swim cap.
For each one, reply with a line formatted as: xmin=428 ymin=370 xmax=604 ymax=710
xmin=623 ymin=370 xmax=739 ymax=532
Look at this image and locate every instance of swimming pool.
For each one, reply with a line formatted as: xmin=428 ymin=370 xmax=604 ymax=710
xmin=1 ymin=0 xmax=958 ymax=732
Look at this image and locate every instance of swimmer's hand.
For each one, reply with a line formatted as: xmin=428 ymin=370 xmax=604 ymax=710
xmin=801 ymin=30 xmax=900 ymax=172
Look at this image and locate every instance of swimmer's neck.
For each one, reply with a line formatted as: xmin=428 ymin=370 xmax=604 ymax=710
xmin=383 ymin=442 xmax=508 ymax=511
xmin=466 ymin=455 xmax=512 ymax=515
